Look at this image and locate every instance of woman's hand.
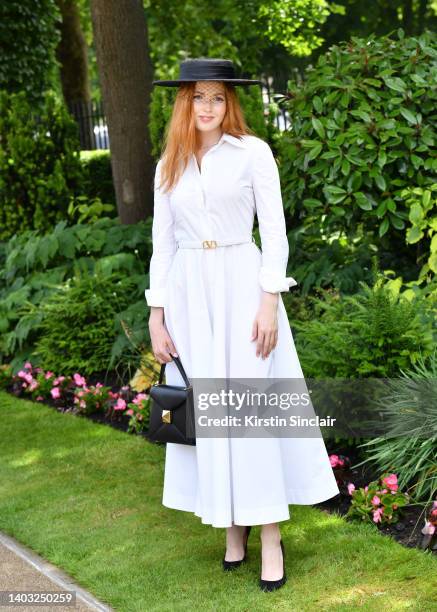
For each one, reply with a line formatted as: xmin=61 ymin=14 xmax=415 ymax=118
xmin=251 ymin=292 xmax=279 ymax=359
xmin=148 ymin=307 xmax=178 ymax=364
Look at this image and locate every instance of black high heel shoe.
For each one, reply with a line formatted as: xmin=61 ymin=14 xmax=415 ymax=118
xmin=259 ymin=539 xmax=287 ymax=592
xmin=222 ymin=525 xmax=252 ymax=571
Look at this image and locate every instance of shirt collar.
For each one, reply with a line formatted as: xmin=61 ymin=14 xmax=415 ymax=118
xmin=221 ymin=132 xmax=246 ymax=148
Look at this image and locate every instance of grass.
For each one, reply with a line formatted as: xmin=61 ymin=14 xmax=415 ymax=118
xmin=1 ymin=389 xmax=436 ymax=611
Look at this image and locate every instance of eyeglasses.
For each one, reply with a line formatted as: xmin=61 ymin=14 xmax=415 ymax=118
xmin=193 ymin=93 xmax=226 ymax=107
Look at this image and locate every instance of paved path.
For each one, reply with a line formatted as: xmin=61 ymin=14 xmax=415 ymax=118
xmin=0 ymin=532 xmax=113 ymax=612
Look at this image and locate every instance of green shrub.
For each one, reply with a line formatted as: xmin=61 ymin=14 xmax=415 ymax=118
xmin=353 ymin=349 xmax=437 ymax=502
xmin=0 ymin=217 xmax=152 ymax=372
xmin=293 ymin=266 xmax=436 ymax=378
xmin=0 ymin=90 xmax=84 ymax=239
xmin=78 ymin=150 xmax=116 ymax=211
xmin=32 ymin=268 xmax=136 ymax=375
xmin=280 ymin=28 xmax=437 ymax=287
xmin=0 ymin=0 xmax=60 ymax=103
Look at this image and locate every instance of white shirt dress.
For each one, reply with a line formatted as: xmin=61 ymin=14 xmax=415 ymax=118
xmin=145 ymin=132 xmax=340 ymax=528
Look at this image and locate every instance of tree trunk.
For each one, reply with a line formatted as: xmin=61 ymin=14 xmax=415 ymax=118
xmin=402 ymin=0 xmax=414 ymax=35
xmin=90 ymin=0 xmax=154 ymax=222
xmin=55 ymin=0 xmax=95 ymax=148
xmin=55 ymin=0 xmax=90 ymax=102
xmin=418 ymin=0 xmax=427 ymax=34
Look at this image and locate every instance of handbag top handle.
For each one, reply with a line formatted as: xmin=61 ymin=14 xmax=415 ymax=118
xmin=159 ymin=355 xmax=191 ymax=387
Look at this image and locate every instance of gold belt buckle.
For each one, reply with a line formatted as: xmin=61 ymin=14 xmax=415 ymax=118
xmin=202 ymin=240 xmax=217 ymax=249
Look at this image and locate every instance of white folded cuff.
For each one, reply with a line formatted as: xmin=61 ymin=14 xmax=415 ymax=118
xmin=259 ymin=266 xmax=298 ymax=293
xmin=145 ymin=287 xmax=167 ymax=307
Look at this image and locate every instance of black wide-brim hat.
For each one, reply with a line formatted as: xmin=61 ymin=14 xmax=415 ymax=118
xmin=152 ymin=58 xmax=262 ymax=87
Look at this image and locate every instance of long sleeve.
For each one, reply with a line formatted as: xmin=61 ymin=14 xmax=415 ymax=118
xmin=144 ymin=159 xmax=177 ymax=307
xmin=252 ymin=140 xmax=298 ymax=293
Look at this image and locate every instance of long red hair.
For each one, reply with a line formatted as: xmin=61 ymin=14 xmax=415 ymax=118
xmin=157 ymin=82 xmax=257 ymax=193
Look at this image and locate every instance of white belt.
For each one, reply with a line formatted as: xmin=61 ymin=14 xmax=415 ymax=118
xmin=177 ymin=236 xmax=256 ymax=249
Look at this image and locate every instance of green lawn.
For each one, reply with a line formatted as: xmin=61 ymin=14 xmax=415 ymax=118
xmin=1 ymin=390 xmax=436 ymax=611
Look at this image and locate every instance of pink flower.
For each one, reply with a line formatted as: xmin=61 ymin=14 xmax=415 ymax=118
xmin=18 ymin=370 xmax=33 ymax=384
xmin=73 ymin=373 xmax=87 ymax=387
xmin=29 ymin=380 xmax=39 ymax=391
xmin=382 ymin=474 xmax=398 ymax=491
xmin=45 ymin=371 xmax=55 ymax=379
xmin=372 ymin=507 xmax=384 ymax=523
xmin=79 ymin=399 xmax=86 ymax=409
xmin=24 ymin=361 xmax=33 ymax=369
xmin=51 ymin=387 xmax=61 ymax=399
xmin=364 ymin=485 xmax=368 ymax=493
xmin=133 ymin=393 xmax=147 ymax=405
xmin=371 ymin=495 xmax=381 ymax=506
xmin=381 ymin=489 xmax=387 ymax=494
xmin=36 ymin=395 xmax=44 ymax=401
xmin=329 ymin=454 xmax=339 ymax=467
xmin=421 ymin=520 xmax=436 ymax=536
xmin=126 ymin=409 xmax=134 ymax=416
xmin=114 ymin=398 xmax=126 ymax=411
xmin=337 ymin=458 xmax=345 ymax=467
xmin=432 ymin=500 xmax=437 ymax=509
xmin=347 ymin=483 xmax=355 ymax=495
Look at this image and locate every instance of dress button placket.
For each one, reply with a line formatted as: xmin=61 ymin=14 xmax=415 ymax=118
xmin=200 ymin=165 xmax=214 ymax=237
xmin=195 ymin=144 xmax=222 ymax=238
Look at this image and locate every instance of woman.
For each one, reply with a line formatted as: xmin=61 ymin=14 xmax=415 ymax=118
xmin=145 ymin=58 xmax=340 ymax=592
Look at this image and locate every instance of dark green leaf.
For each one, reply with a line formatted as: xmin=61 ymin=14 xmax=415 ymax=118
xmin=379 ymin=217 xmax=390 ymax=237
xmin=400 ymin=108 xmax=418 ymax=124
xmin=312 ymin=117 xmax=326 ymax=139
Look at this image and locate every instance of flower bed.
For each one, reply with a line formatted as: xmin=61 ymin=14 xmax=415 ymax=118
xmin=0 ymin=361 xmax=152 ymax=436
xmin=1 ymin=360 xmax=435 ymax=554
xmin=315 ymin=449 xmax=437 ymax=553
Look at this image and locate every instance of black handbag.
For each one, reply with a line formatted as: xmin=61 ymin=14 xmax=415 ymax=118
xmin=147 ymin=355 xmax=196 ymax=446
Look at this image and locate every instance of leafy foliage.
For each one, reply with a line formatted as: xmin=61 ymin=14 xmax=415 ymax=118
xmin=0 ymin=218 xmax=153 ymax=372
xmin=32 ymin=269 xmax=136 ymax=375
xmin=293 ymin=268 xmax=436 ymax=378
xmin=354 ymin=350 xmax=437 ymax=502
xmin=78 ymin=150 xmax=116 ymax=210
xmin=147 ymin=0 xmax=336 ymax=80
xmin=280 ymin=29 xmax=437 ymax=285
xmin=346 ymin=473 xmax=410 ymax=525
xmin=257 ymin=0 xmax=336 ymax=55
xmin=0 ymin=90 xmax=84 ymax=240
xmin=0 ymin=0 xmax=60 ymax=103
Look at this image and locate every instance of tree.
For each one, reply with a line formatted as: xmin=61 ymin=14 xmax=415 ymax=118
xmin=55 ymin=0 xmax=90 ymax=104
xmin=90 ymin=0 xmax=154 ymax=222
